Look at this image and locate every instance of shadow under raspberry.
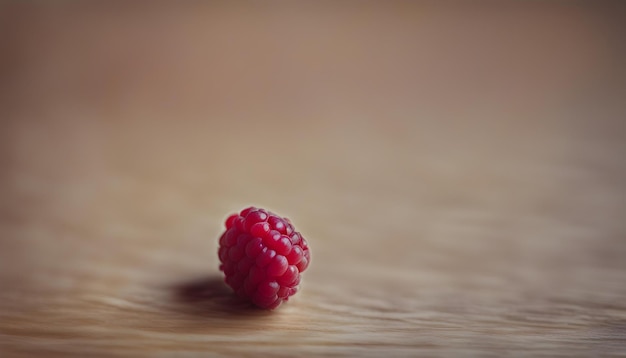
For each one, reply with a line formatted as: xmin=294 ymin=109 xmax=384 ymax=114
xmin=171 ymin=275 xmax=272 ymax=318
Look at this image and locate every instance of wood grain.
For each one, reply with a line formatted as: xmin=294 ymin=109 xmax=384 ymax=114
xmin=1 ymin=2 xmax=625 ymax=357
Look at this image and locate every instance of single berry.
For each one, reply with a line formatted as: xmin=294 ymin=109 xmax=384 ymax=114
xmin=217 ymin=206 xmax=311 ymax=309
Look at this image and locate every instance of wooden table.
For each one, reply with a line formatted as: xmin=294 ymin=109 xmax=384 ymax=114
xmin=1 ymin=2 xmax=625 ymax=356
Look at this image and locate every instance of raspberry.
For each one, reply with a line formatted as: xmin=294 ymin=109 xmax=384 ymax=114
xmin=218 ymin=206 xmax=311 ymax=309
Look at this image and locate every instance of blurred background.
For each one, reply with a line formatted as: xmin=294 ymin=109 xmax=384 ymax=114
xmin=1 ymin=1 xmax=625 ymax=356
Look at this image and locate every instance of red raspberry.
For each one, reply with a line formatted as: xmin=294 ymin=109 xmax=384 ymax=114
xmin=218 ymin=206 xmax=311 ymax=309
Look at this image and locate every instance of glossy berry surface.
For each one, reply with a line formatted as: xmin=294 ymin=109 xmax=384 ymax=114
xmin=218 ymin=207 xmax=311 ymax=309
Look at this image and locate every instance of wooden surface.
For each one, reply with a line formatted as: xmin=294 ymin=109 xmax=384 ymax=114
xmin=1 ymin=2 xmax=625 ymax=357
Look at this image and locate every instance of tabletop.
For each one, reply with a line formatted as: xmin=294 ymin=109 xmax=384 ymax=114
xmin=1 ymin=2 xmax=625 ymax=357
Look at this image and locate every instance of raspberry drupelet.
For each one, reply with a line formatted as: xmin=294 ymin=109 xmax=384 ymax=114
xmin=218 ymin=207 xmax=311 ymax=309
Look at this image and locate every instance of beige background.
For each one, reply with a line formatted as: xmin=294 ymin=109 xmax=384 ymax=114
xmin=1 ymin=2 xmax=625 ymax=356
